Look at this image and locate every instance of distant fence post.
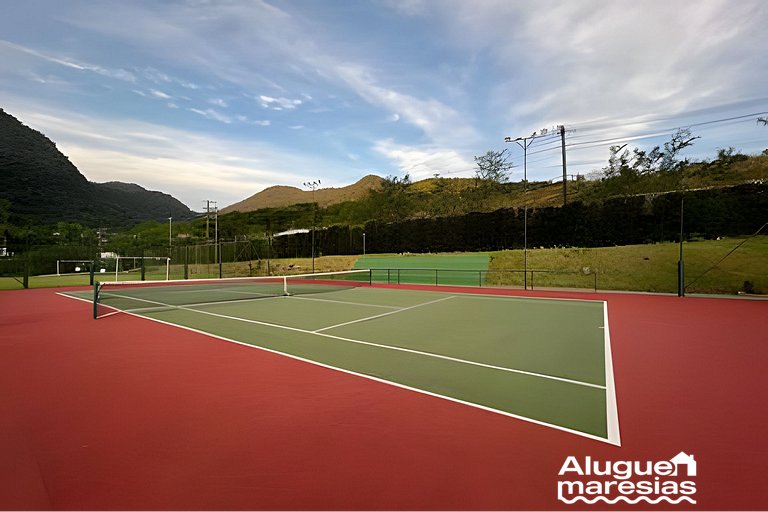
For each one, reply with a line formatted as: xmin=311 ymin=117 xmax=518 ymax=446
xmin=140 ymin=248 xmax=146 ymax=281
xmin=218 ymin=241 xmax=223 ymax=279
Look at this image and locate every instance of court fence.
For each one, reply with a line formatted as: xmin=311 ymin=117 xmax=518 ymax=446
xmin=369 ymin=268 xmax=600 ymax=291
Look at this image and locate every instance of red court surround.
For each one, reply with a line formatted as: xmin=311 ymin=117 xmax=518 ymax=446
xmin=1 ymin=286 xmax=766 ymax=510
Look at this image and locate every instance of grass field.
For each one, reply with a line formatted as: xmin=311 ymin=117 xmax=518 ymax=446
xmin=1 ymin=238 xmax=766 ymax=294
xmin=489 ymin=236 xmax=768 ymax=294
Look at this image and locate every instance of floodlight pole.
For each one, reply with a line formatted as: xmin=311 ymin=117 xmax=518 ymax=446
xmin=505 ymin=132 xmax=538 ymax=290
xmin=303 ymin=179 xmax=321 ymax=273
xmin=678 ymin=196 xmax=685 ymax=297
xmin=168 ymin=216 xmax=172 ymax=258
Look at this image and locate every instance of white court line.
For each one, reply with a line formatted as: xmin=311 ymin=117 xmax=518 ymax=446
xmin=287 ymin=294 xmax=402 ymax=310
xmin=312 ymin=295 xmax=456 ymax=333
xmin=107 ymin=305 xmax=618 ymax=445
xmin=57 ymin=290 xmax=616 ymax=444
xmin=603 ymin=301 xmax=622 ymax=446
xmin=99 ymin=291 xmax=604 ymax=390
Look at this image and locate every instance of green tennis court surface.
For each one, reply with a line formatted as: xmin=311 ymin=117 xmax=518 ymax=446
xmin=356 ymin=253 xmax=491 ymax=286
xmin=62 ymin=275 xmax=618 ymax=443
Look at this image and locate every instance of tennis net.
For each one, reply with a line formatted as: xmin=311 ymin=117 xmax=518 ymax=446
xmin=93 ymin=269 xmax=372 ymax=319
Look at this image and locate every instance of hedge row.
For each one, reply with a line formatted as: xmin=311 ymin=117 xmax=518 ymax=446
xmin=270 ymin=183 xmax=767 ymax=257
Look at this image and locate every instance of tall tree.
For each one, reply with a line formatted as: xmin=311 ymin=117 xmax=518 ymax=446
xmin=474 ymin=149 xmax=514 ymax=184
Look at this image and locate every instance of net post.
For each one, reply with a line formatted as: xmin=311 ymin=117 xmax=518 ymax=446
xmin=140 ymin=250 xmax=146 ymax=281
xmin=23 ymin=258 xmax=29 ymax=289
xmin=93 ymin=281 xmax=100 ymax=319
xmin=89 ymin=260 xmax=95 ymax=286
xmin=283 ymin=276 xmax=289 ymax=296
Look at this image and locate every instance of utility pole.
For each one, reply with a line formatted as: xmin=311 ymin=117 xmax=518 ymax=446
xmin=505 ymin=132 xmax=539 ymax=290
xmin=303 ymin=180 xmax=321 ymax=273
xmin=678 ymin=196 xmax=685 ymax=297
xmin=204 ymin=200 xmax=217 ymax=271
xmin=559 ymin=124 xmax=567 ymax=205
xmin=204 ymin=200 xmax=218 ymax=242
xmin=204 ymin=200 xmax=210 ymax=242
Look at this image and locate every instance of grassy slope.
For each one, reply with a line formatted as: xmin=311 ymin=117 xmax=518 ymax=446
xmin=489 ymin=236 xmax=768 ymax=294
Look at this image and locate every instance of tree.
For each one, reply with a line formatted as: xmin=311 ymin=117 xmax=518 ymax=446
xmin=474 ymin=149 xmax=514 ymax=184
xmin=0 ymin=199 xmax=10 ymax=246
xmin=604 ymin=129 xmax=699 ymax=180
xmin=0 ymin=199 xmax=9 ymax=230
xmin=659 ymin=128 xmax=700 ymax=172
xmin=366 ymin=174 xmax=413 ymax=222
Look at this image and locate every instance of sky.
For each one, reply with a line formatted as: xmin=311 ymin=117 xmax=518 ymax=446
xmin=1 ymin=0 xmax=767 ymax=210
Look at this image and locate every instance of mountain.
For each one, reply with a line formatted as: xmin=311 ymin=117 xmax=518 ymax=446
xmin=221 ymin=174 xmax=383 ymax=213
xmin=0 ymin=108 xmax=194 ymax=226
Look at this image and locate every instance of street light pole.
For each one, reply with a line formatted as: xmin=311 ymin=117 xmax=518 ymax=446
xmin=505 ymin=132 xmax=538 ymax=290
xmin=303 ymin=179 xmax=321 ymax=273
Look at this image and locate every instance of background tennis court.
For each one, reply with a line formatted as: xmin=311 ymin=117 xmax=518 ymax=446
xmin=356 ymin=253 xmax=491 ymax=286
xmin=64 ymin=275 xmax=617 ymax=443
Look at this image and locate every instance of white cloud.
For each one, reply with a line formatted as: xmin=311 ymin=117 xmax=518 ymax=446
xmin=150 ymin=89 xmax=172 ymax=100
xmin=374 ymin=140 xmax=475 ymax=180
xmin=189 ymin=107 xmax=231 ymax=124
xmin=258 ymin=95 xmax=303 ymax=110
xmin=381 ymin=0 xmax=428 ymax=16
xmin=3 ymin=102 xmax=347 ymax=208
xmin=209 ymin=98 xmax=228 ymax=107
xmin=334 ymin=63 xmax=478 ymax=146
xmin=0 ymin=39 xmax=136 ymax=82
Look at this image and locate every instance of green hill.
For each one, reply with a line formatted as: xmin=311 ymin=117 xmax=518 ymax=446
xmin=0 ymin=108 xmax=194 ymax=227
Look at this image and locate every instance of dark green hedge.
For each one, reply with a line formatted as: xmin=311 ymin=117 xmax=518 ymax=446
xmin=271 ymin=183 xmax=767 ymax=257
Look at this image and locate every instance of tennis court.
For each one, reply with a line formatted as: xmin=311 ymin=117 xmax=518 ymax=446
xmin=3 ymin=277 xmax=768 ymax=509
xmin=62 ymin=270 xmax=618 ymax=444
xmin=357 ymin=252 xmax=492 ymax=286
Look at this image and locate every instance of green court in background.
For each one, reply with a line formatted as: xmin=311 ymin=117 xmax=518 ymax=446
xmin=356 ymin=253 xmax=490 ymax=286
xmin=356 ymin=253 xmax=490 ymax=270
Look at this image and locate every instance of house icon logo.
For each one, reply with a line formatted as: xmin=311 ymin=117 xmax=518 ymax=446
xmin=670 ymin=452 xmax=697 ymax=477
xmin=557 ymin=452 xmax=698 ymax=505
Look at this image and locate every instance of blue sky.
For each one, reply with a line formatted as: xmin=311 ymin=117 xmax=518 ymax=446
xmin=1 ymin=0 xmax=767 ymax=210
